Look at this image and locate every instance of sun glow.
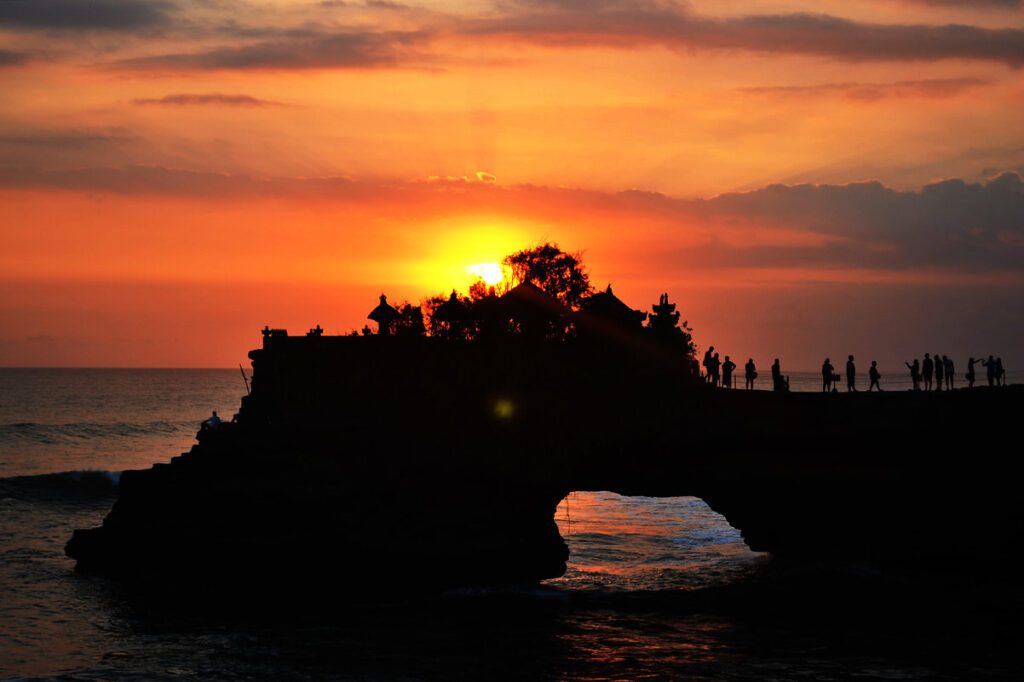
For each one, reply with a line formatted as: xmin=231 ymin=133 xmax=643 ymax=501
xmin=467 ymin=262 xmax=505 ymax=286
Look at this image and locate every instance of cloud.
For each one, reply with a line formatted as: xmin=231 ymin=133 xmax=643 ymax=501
xmin=739 ymin=78 xmax=990 ymax=101
xmin=132 ymin=93 xmax=283 ymax=107
xmin=682 ymin=173 xmax=1024 ymax=271
xmin=0 ymin=164 xmax=1020 ymax=273
xmin=469 ymin=4 xmax=1024 ymax=67
xmin=0 ymin=0 xmax=173 ymax=30
xmin=898 ymin=0 xmax=1021 ymax=8
xmin=0 ymin=48 xmax=29 ymax=66
xmin=0 ymin=165 xmax=357 ymax=197
xmin=0 ymin=128 xmax=136 ymax=149
xmin=116 ymin=30 xmax=431 ymax=71
xmin=5 ymin=1 xmax=1016 ymax=72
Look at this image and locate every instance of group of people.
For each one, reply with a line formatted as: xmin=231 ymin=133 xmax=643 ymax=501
xmin=822 ymin=354 xmax=1008 ymax=392
xmin=820 ymin=356 xmax=880 ymax=392
xmin=701 ymin=347 xmax=790 ymax=392
xmin=701 ymin=346 xmax=1008 ymax=392
xmin=904 ymin=354 xmax=1006 ymax=391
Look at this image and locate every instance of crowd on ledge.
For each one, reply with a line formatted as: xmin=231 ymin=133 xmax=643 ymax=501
xmin=700 ymin=348 xmax=1009 ymax=392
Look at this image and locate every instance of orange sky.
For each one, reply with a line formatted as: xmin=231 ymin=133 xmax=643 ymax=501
xmin=1 ymin=0 xmax=1023 ymax=368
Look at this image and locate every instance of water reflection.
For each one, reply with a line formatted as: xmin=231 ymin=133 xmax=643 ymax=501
xmin=550 ymin=491 xmax=765 ymax=592
xmin=4 ymin=490 xmax=1023 ymax=680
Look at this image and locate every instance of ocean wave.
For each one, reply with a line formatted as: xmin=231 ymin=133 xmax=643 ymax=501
xmin=0 ymin=420 xmax=199 ymax=444
xmin=0 ymin=469 xmax=121 ymax=499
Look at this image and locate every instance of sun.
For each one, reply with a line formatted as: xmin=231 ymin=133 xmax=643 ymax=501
xmin=467 ymin=262 xmax=505 ymax=286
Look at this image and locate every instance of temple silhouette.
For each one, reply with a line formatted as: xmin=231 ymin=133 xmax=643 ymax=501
xmin=66 ymin=274 xmax=1024 ymax=593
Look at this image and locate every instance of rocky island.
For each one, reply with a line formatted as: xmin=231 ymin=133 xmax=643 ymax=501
xmin=66 ymin=248 xmax=1024 ymax=592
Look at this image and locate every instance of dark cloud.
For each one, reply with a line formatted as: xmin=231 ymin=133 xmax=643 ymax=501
xmin=470 ymin=4 xmax=1024 ymax=67
xmin=116 ymin=30 xmax=430 ymax=71
xmin=0 ymin=165 xmax=356 ymax=196
xmin=132 ymin=93 xmax=282 ymax=107
xmin=899 ymin=0 xmax=1021 ymax=8
xmin=0 ymin=163 xmax=1020 ymax=273
xmin=364 ymin=0 xmax=414 ymax=10
xmin=0 ymin=128 xmax=142 ymax=170
xmin=0 ymin=128 xmax=135 ymax=149
xmin=0 ymin=0 xmax=173 ymax=30
xmin=681 ymin=174 xmax=1024 ymax=271
xmin=9 ymin=0 xmax=1013 ymax=72
xmin=0 ymin=48 xmax=29 ymax=66
xmin=740 ymin=78 xmax=989 ymax=101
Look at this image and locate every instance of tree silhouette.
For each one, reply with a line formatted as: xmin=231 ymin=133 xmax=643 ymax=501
xmin=393 ymin=302 xmax=426 ymax=337
xmin=503 ymin=243 xmax=592 ymax=310
xmin=424 ymin=290 xmax=474 ymax=339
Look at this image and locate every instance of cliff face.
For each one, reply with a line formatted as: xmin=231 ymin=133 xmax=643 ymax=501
xmin=67 ymin=335 xmax=1024 ymax=589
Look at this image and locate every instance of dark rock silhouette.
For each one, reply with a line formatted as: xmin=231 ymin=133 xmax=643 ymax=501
xmin=66 ymin=286 xmax=1024 ymax=593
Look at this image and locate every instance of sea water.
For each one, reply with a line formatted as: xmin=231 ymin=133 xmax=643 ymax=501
xmin=1 ymin=369 xmax=1021 ymax=680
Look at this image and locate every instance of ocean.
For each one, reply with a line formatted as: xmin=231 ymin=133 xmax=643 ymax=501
xmin=1 ymin=369 xmax=1021 ymax=680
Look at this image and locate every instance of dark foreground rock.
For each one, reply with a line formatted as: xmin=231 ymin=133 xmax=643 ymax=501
xmin=67 ymin=335 xmax=1024 ymax=590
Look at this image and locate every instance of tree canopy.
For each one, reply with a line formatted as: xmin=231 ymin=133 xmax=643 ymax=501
xmin=503 ymin=243 xmax=592 ymax=310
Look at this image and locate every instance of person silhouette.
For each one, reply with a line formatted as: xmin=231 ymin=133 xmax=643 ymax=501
xmin=934 ymin=353 xmax=944 ymax=392
xmin=846 ymin=355 xmax=857 ymax=392
xmin=966 ymin=357 xmax=980 ymax=388
xmin=745 ymin=358 xmax=757 ymax=390
xmin=982 ymin=355 xmax=996 ymax=387
xmin=922 ymin=353 xmax=934 ymax=391
xmin=943 ymin=355 xmax=954 ymax=390
xmin=996 ymin=358 xmax=1006 ymax=387
xmin=906 ymin=359 xmax=921 ymax=391
xmin=822 ymin=357 xmax=834 ymax=393
xmin=722 ymin=355 xmax=737 ymax=389
xmin=702 ymin=346 xmax=715 ymax=383
xmin=709 ymin=352 xmax=722 ymax=387
xmin=771 ymin=358 xmax=783 ymax=392
xmin=202 ymin=411 xmax=221 ymax=430
xmin=868 ymin=361 xmax=881 ymax=392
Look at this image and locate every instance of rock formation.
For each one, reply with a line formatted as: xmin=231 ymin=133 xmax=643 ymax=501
xmin=67 ymin=332 xmax=1024 ymax=591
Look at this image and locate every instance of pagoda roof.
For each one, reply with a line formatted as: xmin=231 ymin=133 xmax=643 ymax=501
xmin=498 ymin=280 xmax=566 ymax=318
xmin=368 ymin=294 xmax=400 ymax=322
xmin=581 ymin=284 xmax=647 ymax=324
xmin=433 ymin=290 xmax=468 ymax=322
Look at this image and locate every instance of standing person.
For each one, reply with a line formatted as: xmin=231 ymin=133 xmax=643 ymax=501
xmin=983 ymin=355 xmax=996 ymax=387
xmin=745 ymin=358 xmax=757 ymax=390
xmin=996 ymin=358 xmax=1006 ymax=387
xmin=967 ymin=357 xmax=980 ymax=388
xmin=906 ymin=359 xmax=921 ymax=391
xmin=943 ymin=356 xmax=955 ymax=390
xmin=771 ymin=358 xmax=783 ymax=392
xmin=922 ymin=353 xmax=934 ymax=391
xmin=868 ymin=361 xmax=882 ymax=392
xmin=846 ymin=355 xmax=857 ymax=392
xmin=702 ymin=346 xmax=715 ymax=383
xmin=934 ymin=353 xmax=944 ymax=391
xmin=822 ymin=357 xmax=835 ymax=393
xmin=722 ymin=356 xmax=737 ymax=389
xmin=709 ymin=352 xmax=722 ymax=387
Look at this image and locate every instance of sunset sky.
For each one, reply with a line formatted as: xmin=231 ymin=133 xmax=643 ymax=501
xmin=1 ymin=0 xmax=1022 ymax=368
